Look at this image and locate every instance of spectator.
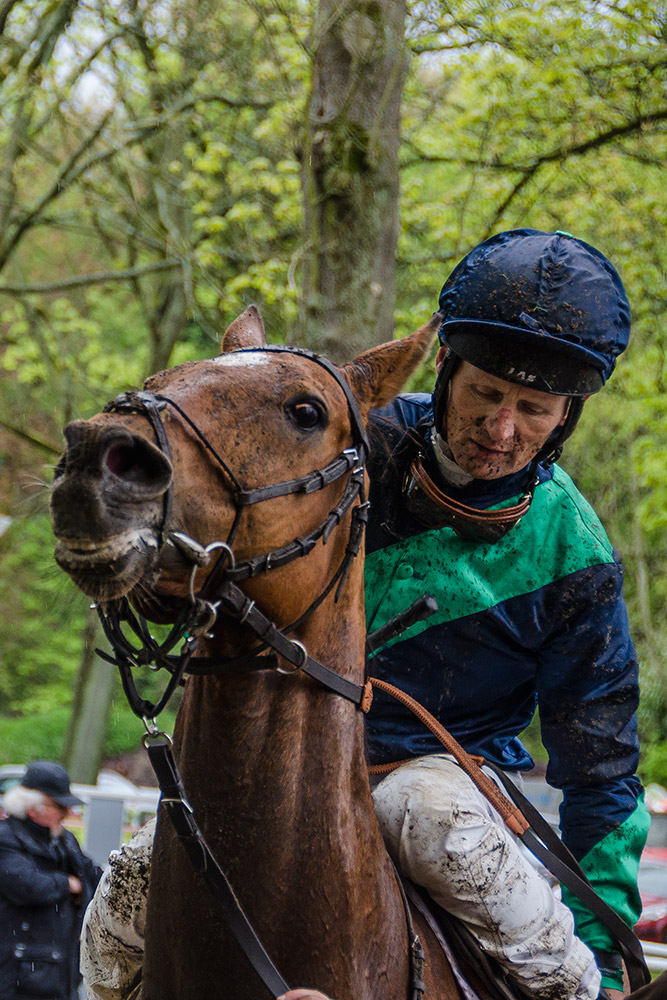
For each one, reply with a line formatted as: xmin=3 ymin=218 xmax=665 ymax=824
xmin=0 ymin=761 xmax=101 ymax=1000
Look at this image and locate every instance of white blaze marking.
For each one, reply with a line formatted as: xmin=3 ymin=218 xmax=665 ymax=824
xmin=210 ymin=354 xmax=272 ymax=369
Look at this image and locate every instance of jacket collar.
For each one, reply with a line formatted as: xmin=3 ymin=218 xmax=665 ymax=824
xmin=8 ymin=814 xmax=62 ymax=859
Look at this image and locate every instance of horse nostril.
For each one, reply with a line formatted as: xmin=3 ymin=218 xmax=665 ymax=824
xmin=106 ymin=443 xmax=139 ymax=477
xmin=104 ymin=441 xmax=171 ymax=490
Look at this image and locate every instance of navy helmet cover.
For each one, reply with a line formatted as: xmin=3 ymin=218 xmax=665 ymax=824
xmin=437 ymin=229 xmax=631 ymax=396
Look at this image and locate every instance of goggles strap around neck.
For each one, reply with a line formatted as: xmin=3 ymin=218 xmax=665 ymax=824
xmin=405 ymin=455 xmax=533 ymax=543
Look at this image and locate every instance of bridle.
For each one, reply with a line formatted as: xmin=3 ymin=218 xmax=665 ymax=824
xmin=96 ymin=345 xmax=374 ymax=724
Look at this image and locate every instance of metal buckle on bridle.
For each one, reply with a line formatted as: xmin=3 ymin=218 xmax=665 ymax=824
xmin=237 ymin=598 xmax=256 ymax=625
xmin=185 ymin=540 xmax=235 ymax=603
xmin=141 ymin=717 xmax=173 ymax=749
xmin=276 ymin=640 xmax=308 ymax=674
xmin=183 ymin=600 xmax=220 ymax=642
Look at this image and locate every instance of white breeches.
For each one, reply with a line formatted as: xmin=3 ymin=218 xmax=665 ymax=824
xmin=80 ymin=818 xmax=154 ymax=1000
xmin=372 ymin=755 xmax=600 ymax=1000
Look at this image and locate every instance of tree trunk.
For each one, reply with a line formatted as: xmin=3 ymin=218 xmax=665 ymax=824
xmin=299 ymin=0 xmax=408 ymax=361
xmin=63 ymin=609 xmax=116 ymax=784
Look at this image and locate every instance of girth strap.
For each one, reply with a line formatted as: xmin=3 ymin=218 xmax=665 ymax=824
xmin=144 ymin=733 xmax=290 ymax=998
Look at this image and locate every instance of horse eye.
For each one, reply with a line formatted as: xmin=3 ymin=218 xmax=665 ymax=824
xmin=288 ymin=401 xmax=324 ymax=430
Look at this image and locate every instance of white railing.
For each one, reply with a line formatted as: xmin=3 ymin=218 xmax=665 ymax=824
xmin=70 ymin=779 xmax=159 ymax=868
xmin=641 ymin=940 xmax=667 ymax=973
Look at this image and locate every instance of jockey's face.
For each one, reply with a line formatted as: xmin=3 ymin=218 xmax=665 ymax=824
xmin=440 ymin=358 xmax=569 ymax=480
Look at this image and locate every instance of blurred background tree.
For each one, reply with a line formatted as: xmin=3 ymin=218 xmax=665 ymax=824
xmin=0 ymin=0 xmax=665 ymax=784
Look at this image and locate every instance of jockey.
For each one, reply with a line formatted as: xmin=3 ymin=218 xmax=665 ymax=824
xmin=365 ymin=229 xmax=648 ymax=1000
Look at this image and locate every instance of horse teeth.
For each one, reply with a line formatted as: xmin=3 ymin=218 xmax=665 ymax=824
xmin=59 ymin=530 xmax=157 ymax=563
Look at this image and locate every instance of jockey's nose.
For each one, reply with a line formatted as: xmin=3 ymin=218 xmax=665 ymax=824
xmin=484 ymin=407 xmax=515 ymax=442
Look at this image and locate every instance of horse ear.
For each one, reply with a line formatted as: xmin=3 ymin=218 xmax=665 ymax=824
xmin=342 ymin=314 xmax=439 ymax=419
xmin=220 ymin=305 xmax=266 ymax=353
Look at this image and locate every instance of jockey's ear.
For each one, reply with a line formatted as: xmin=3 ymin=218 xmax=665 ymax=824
xmin=221 ymin=305 xmax=266 ymax=352
xmin=342 ymin=314 xmax=438 ymax=421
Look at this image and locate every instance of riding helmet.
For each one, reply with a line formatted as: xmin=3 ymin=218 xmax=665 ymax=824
xmin=433 ymin=229 xmax=631 ymax=461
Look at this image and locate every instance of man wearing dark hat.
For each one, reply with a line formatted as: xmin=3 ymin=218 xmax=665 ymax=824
xmin=0 ymin=761 xmax=101 ymax=1000
xmin=365 ymin=230 xmax=648 ymax=1000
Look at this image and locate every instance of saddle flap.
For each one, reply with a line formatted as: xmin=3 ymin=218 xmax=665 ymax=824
xmin=403 ymin=878 xmax=529 ymax=1000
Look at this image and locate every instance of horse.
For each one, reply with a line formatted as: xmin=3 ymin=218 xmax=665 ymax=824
xmin=50 ymin=306 xmax=466 ymax=1000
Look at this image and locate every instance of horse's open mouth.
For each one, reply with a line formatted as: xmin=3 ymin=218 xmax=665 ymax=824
xmin=54 ymin=530 xmax=159 ymax=599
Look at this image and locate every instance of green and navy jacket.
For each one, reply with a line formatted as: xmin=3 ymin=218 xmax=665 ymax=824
xmin=365 ymin=394 xmax=649 ymax=980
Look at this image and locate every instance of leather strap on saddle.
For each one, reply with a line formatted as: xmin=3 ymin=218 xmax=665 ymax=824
xmin=368 ymin=677 xmax=530 ymax=836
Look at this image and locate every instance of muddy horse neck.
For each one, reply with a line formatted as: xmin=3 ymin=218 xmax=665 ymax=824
xmin=176 ymin=575 xmax=369 ymax=813
xmin=160 ymin=584 xmax=410 ymax=998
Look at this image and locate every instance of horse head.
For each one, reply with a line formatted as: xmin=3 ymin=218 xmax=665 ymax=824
xmin=51 ymin=306 xmax=437 ymax=644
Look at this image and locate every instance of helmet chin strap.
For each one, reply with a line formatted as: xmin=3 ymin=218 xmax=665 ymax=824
xmin=431 ymin=349 xmax=459 ymax=435
xmin=536 ymin=395 xmax=585 ymax=466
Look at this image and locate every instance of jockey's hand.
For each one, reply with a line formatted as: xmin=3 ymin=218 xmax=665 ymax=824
xmin=278 ymin=991 xmax=332 ymax=1000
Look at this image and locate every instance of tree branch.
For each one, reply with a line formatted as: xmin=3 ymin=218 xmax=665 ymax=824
xmin=528 ymin=108 xmax=667 ymax=167
xmin=402 ymin=107 xmax=667 ymax=173
xmin=0 ymin=0 xmax=21 ymax=36
xmin=0 ymin=109 xmax=114 ymax=267
xmin=26 ymin=0 xmax=79 ymax=76
xmin=486 ymin=167 xmax=539 ymax=232
xmin=0 ymin=417 xmax=61 ymax=455
xmin=0 ymin=258 xmax=182 ymax=294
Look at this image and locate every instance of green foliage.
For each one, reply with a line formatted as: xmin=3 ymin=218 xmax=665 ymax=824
xmin=0 ymin=506 xmax=88 ymax=714
xmin=1 ymin=296 xmax=147 ymax=424
xmin=104 ymin=703 xmax=179 ymax=759
xmin=519 ymin=711 xmax=546 ymax=765
xmin=640 ymin=741 xmax=667 ymax=789
xmin=0 ymin=708 xmax=73 ymax=766
xmin=0 ymin=694 xmax=178 ymax=767
xmin=0 ymin=0 xmax=666 ymax=782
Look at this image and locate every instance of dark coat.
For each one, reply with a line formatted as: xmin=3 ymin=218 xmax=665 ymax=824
xmin=0 ymin=815 xmax=101 ymax=1000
